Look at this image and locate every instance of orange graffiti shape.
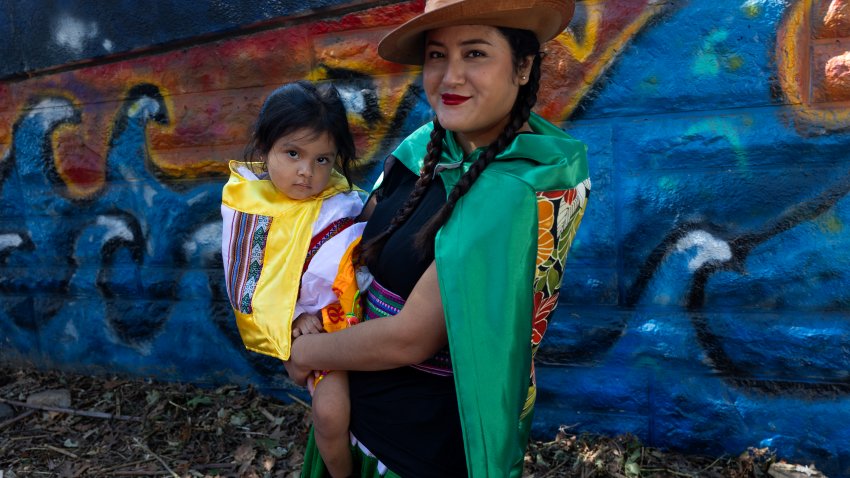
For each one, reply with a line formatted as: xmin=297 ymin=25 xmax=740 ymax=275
xmin=537 ymin=0 xmax=667 ymax=122
xmin=777 ymin=0 xmax=850 ymax=131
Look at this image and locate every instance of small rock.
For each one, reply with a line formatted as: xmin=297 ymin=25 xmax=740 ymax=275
xmin=768 ymin=462 xmax=827 ymax=478
xmin=0 ymin=402 xmax=14 ymax=419
xmin=825 ymin=0 xmax=850 ymax=37
xmin=287 ymin=450 xmax=304 ymax=469
xmin=824 ymin=52 xmax=850 ymax=101
xmin=26 ymin=389 xmax=71 ymax=408
xmin=234 ymin=441 xmax=257 ymax=464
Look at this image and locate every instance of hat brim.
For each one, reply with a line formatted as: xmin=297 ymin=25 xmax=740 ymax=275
xmin=378 ymin=0 xmax=575 ymax=65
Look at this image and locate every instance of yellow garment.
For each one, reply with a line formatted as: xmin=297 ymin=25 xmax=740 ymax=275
xmin=313 ymin=237 xmax=363 ymax=389
xmin=222 ymin=160 xmax=351 ymax=361
xmin=320 ymin=237 xmax=363 ymax=333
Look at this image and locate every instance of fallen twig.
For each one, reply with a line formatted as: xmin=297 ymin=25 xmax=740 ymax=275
xmin=0 ymin=409 xmax=35 ymax=429
xmin=98 ymin=458 xmax=156 ymax=473
xmin=286 ymin=393 xmax=311 ymax=410
xmin=73 ymin=463 xmax=91 ymax=478
xmin=132 ymin=437 xmax=180 ymax=478
xmin=110 ymin=471 xmax=173 ymax=476
xmin=641 ymin=468 xmax=695 ymax=477
xmin=540 ymin=459 xmax=568 ymax=478
xmin=191 ymin=463 xmax=239 ymax=470
xmin=8 ymin=434 xmax=51 ymax=441
xmin=258 ymin=406 xmax=277 ymax=423
xmin=0 ymin=397 xmax=142 ymax=422
xmin=23 ymin=444 xmax=79 ymax=459
xmin=45 ymin=443 xmax=80 ymax=459
xmin=696 ymin=455 xmax=725 ymax=474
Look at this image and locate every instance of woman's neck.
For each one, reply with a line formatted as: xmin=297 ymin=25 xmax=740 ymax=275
xmin=453 ymin=120 xmax=533 ymax=155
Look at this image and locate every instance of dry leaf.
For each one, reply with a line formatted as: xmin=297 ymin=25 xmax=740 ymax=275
xmin=0 ymin=365 xmax=809 ymax=478
xmin=234 ymin=441 xmax=257 ymax=464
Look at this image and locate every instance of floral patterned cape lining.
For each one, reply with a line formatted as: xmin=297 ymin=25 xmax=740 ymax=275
xmin=389 ymin=113 xmax=590 ymax=477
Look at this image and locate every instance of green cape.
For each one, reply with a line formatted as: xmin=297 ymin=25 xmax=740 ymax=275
xmin=390 ymin=113 xmax=590 ymax=476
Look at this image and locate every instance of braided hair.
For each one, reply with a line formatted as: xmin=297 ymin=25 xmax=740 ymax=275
xmin=359 ymin=27 xmax=542 ymax=266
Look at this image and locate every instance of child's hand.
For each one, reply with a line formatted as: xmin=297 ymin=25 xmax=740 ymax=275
xmin=292 ymin=313 xmax=324 ymax=337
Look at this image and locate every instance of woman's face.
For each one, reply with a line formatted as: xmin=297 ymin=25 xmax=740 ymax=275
xmin=423 ymin=25 xmax=530 ymax=153
xmin=265 ymin=128 xmax=336 ymax=200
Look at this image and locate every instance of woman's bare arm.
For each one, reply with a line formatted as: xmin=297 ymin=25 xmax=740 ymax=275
xmin=286 ymin=261 xmax=446 ymax=385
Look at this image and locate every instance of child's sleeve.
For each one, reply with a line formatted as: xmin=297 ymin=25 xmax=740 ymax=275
xmin=320 ymin=235 xmax=364 ymax=333
xmin=295 ymin=221 xmax=366 ymax=318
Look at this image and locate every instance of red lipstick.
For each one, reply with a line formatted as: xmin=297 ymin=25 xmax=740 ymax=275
xmin=441 ymin=93 xmax=470 ymax=105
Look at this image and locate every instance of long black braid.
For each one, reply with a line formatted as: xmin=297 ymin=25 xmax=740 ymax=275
xmin=360 ymin=27 xmax=542 ymax=266
xmin=358 ymin=120 xmax=446 ymax=266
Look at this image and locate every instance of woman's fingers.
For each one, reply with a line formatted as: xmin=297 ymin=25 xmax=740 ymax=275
xmin=283 ymin=353 xmax=310 ymax=386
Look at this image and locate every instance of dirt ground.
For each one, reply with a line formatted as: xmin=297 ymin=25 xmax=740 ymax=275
xmin=0 ymin=366 xmax=802 ymax=477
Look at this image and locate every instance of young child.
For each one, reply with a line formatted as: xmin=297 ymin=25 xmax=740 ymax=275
xmin=221 ymin=80 xmax=362 ymax=477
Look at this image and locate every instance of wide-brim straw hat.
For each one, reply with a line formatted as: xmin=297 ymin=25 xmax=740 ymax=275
xmin=378 ymin=0 xmax=575 ymax=65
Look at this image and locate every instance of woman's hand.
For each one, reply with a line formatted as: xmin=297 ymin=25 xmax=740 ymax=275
xmin=284 ymin=338 xmax=312 ymax=386
xmin=292 ymin=312 xmax=323 ymax=338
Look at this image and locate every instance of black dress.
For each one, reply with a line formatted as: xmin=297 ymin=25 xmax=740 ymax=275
xmin=348 ymin=160 xmax=468 ymax=477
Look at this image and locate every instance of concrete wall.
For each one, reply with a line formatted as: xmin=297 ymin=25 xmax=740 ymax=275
xmin=2 ymin=0 xmax=849 ymax=474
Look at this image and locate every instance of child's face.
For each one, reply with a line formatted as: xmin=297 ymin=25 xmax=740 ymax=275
xmin=266 ymin=128 xmax=337 ymax=200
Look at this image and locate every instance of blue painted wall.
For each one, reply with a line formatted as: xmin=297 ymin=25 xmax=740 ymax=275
xmin=2 ymin=0 xmax=850 ymax=475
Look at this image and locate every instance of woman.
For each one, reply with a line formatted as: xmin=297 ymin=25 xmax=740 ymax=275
xmin=286 ymin=0 xmax=590 ymax=475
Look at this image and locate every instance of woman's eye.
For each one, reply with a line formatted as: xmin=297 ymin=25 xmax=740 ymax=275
xmin=466 ymin=50 xmax=486 ymax=58
xmin=426 ymin=50 xmax=445 ymax=59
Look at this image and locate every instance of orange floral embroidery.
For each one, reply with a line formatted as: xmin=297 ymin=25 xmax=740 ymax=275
xmin=532 ymin=290 xmax=559 ymax=345
xmin=537 ymin=199 xmax=555 ymax=266
xmin=321 ymin=303 xmax=349 ymax=333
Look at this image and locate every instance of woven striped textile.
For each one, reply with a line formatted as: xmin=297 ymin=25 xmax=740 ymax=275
xmin=364 ymin=279 xmax=453 ymax=376
xmin=225 ymin=211 xmax=271 ymax=314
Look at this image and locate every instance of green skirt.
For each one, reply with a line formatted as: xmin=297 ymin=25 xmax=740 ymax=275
xmin=300 ymin=428 xmax=401 ymax=478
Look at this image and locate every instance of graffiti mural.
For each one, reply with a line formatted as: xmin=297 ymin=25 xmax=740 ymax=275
xmin=2 ymin=0 xmax=850 ymax=475
xmin=532 ymin=1 xmax=850 ymax=473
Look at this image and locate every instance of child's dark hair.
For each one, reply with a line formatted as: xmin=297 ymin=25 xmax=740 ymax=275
xmin=244 ymin=80 xmax=356 ymax=187
xmin=359 ymin=27 xmax=542 ymax=266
